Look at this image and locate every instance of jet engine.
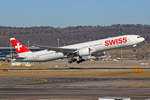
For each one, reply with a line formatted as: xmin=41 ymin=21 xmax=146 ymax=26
xmin=77 ymin=48 xmax=90 ymax=56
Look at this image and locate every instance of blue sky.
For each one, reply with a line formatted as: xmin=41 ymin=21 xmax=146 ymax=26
xmin=0 ymin=0 xmax=150 ymax=27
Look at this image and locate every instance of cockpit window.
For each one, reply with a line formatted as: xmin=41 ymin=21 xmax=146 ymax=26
xmin=137 ymin=35 xmax=142 ymax=38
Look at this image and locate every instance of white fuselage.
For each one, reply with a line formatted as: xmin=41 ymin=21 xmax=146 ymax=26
xmin=21 ymin=35 xmax=144 ymax=62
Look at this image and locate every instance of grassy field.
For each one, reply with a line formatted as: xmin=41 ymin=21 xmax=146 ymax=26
xmin=0 ymin=70 xmax=150 ymax=77
xmin=1 ymin=59 xmax=150 ymax=69
xmin=0 ymin=99 xmax=96 ymax=100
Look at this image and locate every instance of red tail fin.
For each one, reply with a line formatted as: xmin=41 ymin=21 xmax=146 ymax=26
xmin=10 ymin=38 xmax=31 ymax=54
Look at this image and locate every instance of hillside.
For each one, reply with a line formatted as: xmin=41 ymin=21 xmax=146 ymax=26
xmin=0 ymin=24 xmax=150 ymax=47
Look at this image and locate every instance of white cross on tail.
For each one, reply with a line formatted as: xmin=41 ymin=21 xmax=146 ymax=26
xmin=15 ymin=43 xmax=22 ymax=51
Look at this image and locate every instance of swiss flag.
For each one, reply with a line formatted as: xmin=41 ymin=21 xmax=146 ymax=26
xmin=10 ymin=38 xmax=30 ymax=54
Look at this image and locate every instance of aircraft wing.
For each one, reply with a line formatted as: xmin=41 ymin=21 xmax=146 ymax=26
xmin=36 ymin=45 xmax=77 ymax=54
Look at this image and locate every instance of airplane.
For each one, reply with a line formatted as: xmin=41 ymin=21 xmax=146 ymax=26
xmin=10 ymin=35 xmax=145 ymax=63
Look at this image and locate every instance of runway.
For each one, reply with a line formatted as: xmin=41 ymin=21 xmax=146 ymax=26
xmin=0 ymin=77 xmax=150 ymax=100
xmin=1 ymin=60 xmax=150 ymax=99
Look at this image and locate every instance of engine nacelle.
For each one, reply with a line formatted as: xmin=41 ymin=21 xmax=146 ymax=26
xmin=77 ymin=48 xmax=90 ymax=56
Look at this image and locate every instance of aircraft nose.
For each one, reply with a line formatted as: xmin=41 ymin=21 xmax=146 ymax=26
xmin=140 ymin=37 xmax=145 ymax=42
xmin=141 ymin=37 xmax=145 ymax=41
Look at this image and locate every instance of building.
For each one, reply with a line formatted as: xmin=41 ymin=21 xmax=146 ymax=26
xmin=0 ymin=47 xmax=42 ymax=61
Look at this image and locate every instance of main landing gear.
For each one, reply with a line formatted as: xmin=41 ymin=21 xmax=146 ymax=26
xmin=68 ymin=56 xmax=85 ymax=64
